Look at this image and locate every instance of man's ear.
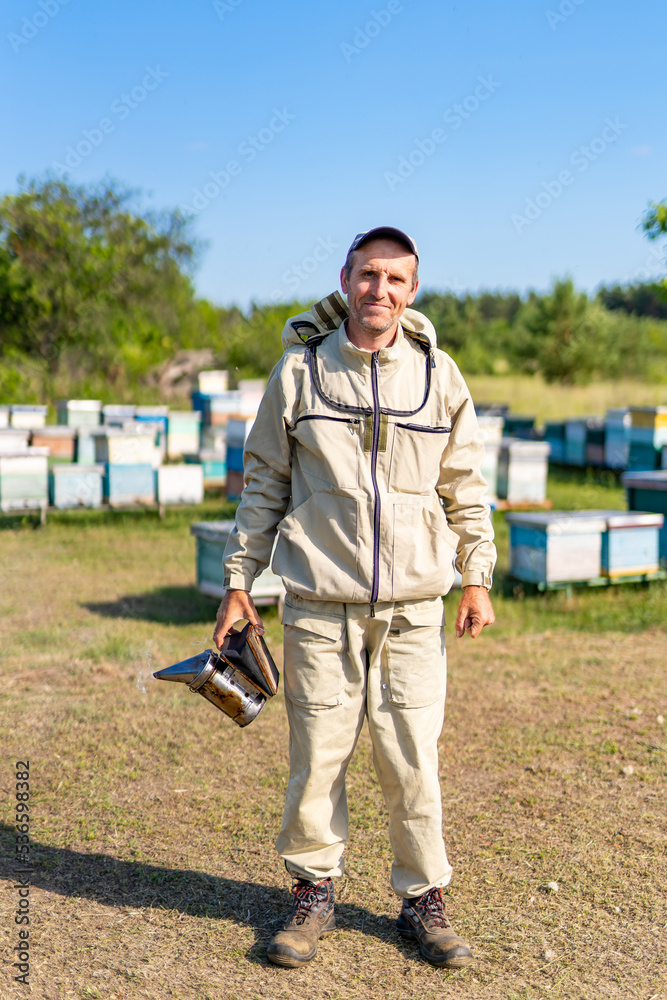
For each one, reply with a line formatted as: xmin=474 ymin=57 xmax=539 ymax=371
xmin=340 ymin=266 xmax=349 ymax=295
xmin=406 ymin=279 xmax=419 ymax=306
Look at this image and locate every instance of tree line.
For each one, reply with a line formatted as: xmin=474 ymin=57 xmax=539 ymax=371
xmin=0 ymin=177 xmax=665 ymax=403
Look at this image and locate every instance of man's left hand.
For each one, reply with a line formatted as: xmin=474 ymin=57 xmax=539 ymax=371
xmin=455 ymin=586 xmax=495 ymax=639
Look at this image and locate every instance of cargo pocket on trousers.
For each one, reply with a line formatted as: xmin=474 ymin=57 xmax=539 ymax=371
xmin=282 ymin=605 xmax=347 ymax=709
xmin=382 ymin=608 xmax=446 ymax=709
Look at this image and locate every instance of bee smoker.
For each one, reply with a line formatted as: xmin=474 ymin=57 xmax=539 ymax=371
xmin=153 ymin=623 xmax=279 ymax=728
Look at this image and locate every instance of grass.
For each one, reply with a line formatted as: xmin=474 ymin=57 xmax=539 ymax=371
xmin=0 ymin=471 xmax=665 ymax=999
xmin=465 ymin=374 xmax=666 ymax=423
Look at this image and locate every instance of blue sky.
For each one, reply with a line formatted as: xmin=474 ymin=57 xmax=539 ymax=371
xmin=2 ymin=0 xmax=665 ymax=308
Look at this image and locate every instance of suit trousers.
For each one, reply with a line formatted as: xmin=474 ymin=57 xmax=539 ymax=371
xmin=275 ymin=593 xmax=453 ymax=898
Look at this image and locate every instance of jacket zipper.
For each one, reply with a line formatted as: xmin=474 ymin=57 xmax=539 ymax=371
xmin=370 ymin=352 xmax=381 ymax=617
xmin=295 ymin=414 xmax=360 ymax=426
xmin=394 ymin=422 xmax=451 ymax=433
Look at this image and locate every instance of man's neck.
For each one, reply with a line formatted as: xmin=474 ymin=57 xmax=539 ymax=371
xmin=345 ymin=318 xmax=399 ymax=352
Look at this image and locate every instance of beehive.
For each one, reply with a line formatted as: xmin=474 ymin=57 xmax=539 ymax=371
xmin=0 ymin=406 xmax=10 ymax=429
xmin=604 ymin=409 xmax=630 ymax=470
xmin=564 ymin=417 xmax=604 ymax=467
xmin=0 ymin=448 xmax=49 ymax=511
xmin=497 ymin=438 xmax=550 ymax=503
xmin=10 ymin=405 xmax=48 ymax=430
xmin=167 ymin=411 xmax=201 ymax=458
xmin=627 ymin=407 xmax=667 ymax=472
xmin=30 ymin=426 xmax=77 ymax=461
xmin=507 ymin=511 xmax=606 ymax=584
xmin=562 ymin=509 xmax=663 ymax=577
xmin=188 ymin=450 xmax=226 ymax=487
xmin=104 ymin=464 xmax=155 ymax=507
xmin=56 ymin=399 xmax=102 ymax=428
xmin=197 ymin=370 xmax=229 ymax=395
xmin=0 ymin=429 xmax=31 ymax=453
xmin=94 ymin=428 xmax=157 ymax=465
xmin=190 ymin=520 xmax=284 ymax=604
xmin=102 ymin=404 xmax=136 ymax=426
xmin=622 ymin=471 xmax=667 ymax=566
xmin=544 ymin=422 xmax=566 ymax=464
xmin=156 ymin=464 xmax=204 ymax=505
xmin=49 ymin=465 xmax=104 ymax=509
xmin=503 ymin=414 xmax=535 ymax=440
xmin=226 ymin=469 xmax=244 ymax=501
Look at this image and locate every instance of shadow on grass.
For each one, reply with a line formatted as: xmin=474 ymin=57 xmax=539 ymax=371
xmin=0 ymin=826 xmax=413 ymax=966
xmin=84 ymin=585 xmax=218 ymax=625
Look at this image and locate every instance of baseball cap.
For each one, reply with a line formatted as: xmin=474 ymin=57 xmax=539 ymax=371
xmin=346 ymin=226 xmax=419 ymax=261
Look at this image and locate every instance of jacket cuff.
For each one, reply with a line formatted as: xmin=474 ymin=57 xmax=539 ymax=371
xmin=224 ymin=570 xmax=255 ymax=591
xmin=461 ymin=569 xmax=493 ymax=589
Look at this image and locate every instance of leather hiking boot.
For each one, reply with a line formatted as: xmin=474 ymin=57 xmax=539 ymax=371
xmin=397 ymin=886 xmax=472 ymax=969
xmin=267 ymin=878 xmax=336 ymax=968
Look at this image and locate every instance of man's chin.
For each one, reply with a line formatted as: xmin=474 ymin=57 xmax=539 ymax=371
xmin=357 ymin=316 xmax=395 ymax=334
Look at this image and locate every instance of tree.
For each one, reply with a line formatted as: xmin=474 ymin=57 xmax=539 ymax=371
xmin=0 ymin=176 xmax=200 ymax=395
xmin=517 ymin=278 xmax=604 ymax=384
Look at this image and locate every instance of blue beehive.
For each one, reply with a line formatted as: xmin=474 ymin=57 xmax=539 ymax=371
xmin=49 ymin=465 xmax=104 ymax=509
xmin=104 ymin=463 xmax=155 ymax=507
xmin=622 ymin=471 xmax=667 ymax=566
xmin=604 ymin=409 xmax=630 ymax=470
xmin=544 ymin=422 xmax=566 ymax=464
xmin=627 ymin=407 xmax=667 ymax=472
xmin=562 ymin=509 xmax=663 ymax=577
xmin=503 ymin=414 xmax=535 ymax=440
xmin=190 ymin=520 xmax=284 ymax=604
xmin=187 ymin=450 xmax=226 ymax=487
xmin=507 ymin=511 xmax=607 ymax=584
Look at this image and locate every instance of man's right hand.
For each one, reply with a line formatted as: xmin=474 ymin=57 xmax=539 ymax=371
xmin=213 ymin=588 xmax=264 ymax=649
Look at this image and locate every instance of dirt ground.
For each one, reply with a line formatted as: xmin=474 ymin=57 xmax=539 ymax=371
xmin=2 ymin=624 xmax=665 ymax=1000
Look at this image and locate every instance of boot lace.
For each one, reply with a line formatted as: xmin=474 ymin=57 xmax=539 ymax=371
xmin=291 ymin=879 xmax=325 ymax=926
xmin=415 ymin=887 xmax=451 ymax=928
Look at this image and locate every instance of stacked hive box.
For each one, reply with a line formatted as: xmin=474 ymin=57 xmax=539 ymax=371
xmin=544 ymin=421 xmax=566 ymax=464
xmin=30 ymin=426 xmax=77 ymax=462
xmin=190 ymin=520 xmax=284 ymax=605
xmin=226 ymin=417 xmax=255 ymax=501
xmin=167 ymin=411 xmax=201 ymax=459
xmin=56 ymin=399 xmax=102 ymax=428
xmin=102 ymin=404 xmax=136 ymax=427
xmin=156 ymin=464 xmax=204 ymax=506
xmin=0 ymin=429 xmax=31 ymax=453
xmin=564 ymin=417 xmax=603 ymax=466
xmin=503 ymin=414 xmax=535 ymax=440
xmin=94 ymin=427 xmax=156 ymax=507
xmin=0 ymin=448 xmax=49 ymax=513
xmin=477 ymin=415 xmax=504 ymax=507
xmin=10 ymin=405 xmax=48 ymax=430
xmin=622 ymin=470 xmax=667 ymax=566
xmin=627 ymin=407 xmax=667 ymax=472
xmin=49 ymin=465 xmax=104 ymax=509
xmin=497 ymin=439 xmax=550 ymax=504
xmin=507 ymin=511 xmax=607 ymax=584
xmin=562 ymin=509 xmax=663 ymax=577
xmin=604 ymin=409 xmax=631 ymax=470
xmin=0 ymin=406 xmax=9 ymax=429
xmin=188 ymin=450 xmax=226 ymax=487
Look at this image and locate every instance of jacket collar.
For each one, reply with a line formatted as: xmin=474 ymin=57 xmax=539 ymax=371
xmin=335 ymin=321 xmax=408 ymax=371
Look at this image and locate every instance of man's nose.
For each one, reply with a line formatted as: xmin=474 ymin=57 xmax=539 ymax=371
xmin=369 ymin=275 xmax=388 ymax=298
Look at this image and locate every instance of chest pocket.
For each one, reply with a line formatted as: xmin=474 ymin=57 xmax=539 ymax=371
xmin=291 ymin=412 xmax=361 ymax=490
xmin=388 ymin=421 xmax=451 ymax=494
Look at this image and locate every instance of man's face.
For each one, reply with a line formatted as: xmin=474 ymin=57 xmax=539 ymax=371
xmin=340 ymin=239 xmax=419 ymax=337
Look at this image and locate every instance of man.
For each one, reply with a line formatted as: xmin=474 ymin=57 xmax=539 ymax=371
xmin=213 ymin=227 xmax=496 ymax=970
